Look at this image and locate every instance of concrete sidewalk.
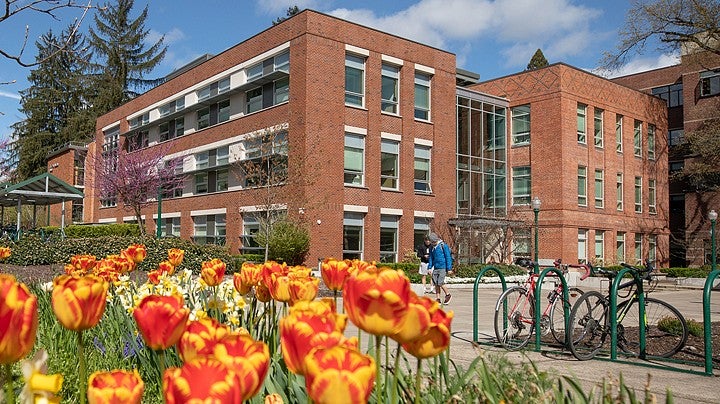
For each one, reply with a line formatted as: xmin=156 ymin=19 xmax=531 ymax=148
xmin=436 ymin=284 xmax=720 ymax=404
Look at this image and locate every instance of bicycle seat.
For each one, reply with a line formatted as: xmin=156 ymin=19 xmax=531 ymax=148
xmin=514 ymin=257 xmax=534 ymax=269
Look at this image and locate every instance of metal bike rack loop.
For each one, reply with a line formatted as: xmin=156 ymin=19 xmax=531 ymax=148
xmin=472 ymin=266 xmax=506 ymax=343
xmin=703 ymin=269 xmax=720 ymax=376
xmin=609 ymin=267 xmax=646 ymax=360
xmin=533 ymin=267 xmax=570 ymax=351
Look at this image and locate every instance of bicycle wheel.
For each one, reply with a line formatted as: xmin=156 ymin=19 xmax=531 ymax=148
xmin=617 ymin=297 xmax=688 ymax=358
xmin=568 ymin=291 xmax=608 ymax=360
xmin=549 ymin=287 xmax=584 ymax=345
xmin=494 ymin=286 xmax=534 ymax=350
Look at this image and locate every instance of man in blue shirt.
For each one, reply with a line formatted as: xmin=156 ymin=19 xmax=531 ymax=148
xmin=427 ymin=232 xmax=452 ymax=304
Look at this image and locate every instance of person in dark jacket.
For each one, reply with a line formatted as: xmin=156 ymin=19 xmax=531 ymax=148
xmin=427 ymin=232 xmax=452 ymax=304
xmin=416 ymin=237 xmax=433 ymax=293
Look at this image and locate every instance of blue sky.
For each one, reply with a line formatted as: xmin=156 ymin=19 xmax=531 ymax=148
xmin=0 ymin=0 xmax=679 ymax=144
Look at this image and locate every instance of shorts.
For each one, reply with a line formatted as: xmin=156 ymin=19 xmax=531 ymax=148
xmin=432 ymin=268 xmax=447 ymax=286
xmin=418 ymin=262 xmax=430 ymax=275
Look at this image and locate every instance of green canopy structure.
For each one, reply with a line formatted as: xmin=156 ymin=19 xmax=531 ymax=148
xmin=0 ymin=172 xmax=84 ymax=238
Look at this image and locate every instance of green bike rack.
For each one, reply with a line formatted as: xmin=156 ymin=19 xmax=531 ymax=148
xmin=609 ymin=267 xmax=645 ymax=360
xmin=703 ymin=269 xmax=720 ymax=376
xmin=533 ymin=267 xmax=570 ymax=351
xmin=472 ymin=266 xmax=506 ymax=343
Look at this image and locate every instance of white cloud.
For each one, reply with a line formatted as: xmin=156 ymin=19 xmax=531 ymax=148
xmin=147 ymin=28 xmax=185 ymax=46
xmin=594 ymin=53 xmax=680 ymax=78
xmin=0 ymin=91 xmax=21 ymax=101
xmin=256 ymin=0 xmax=327 ymax=15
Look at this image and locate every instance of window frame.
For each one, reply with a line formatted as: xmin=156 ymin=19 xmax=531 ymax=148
xmin=380 ymin=139 xmax=400 ymax=190
xmin=700 ymin=70 xmax=720 ymax=97
xmin=246 ymin=87 xmax=263 ymax=114
xmin=511 ymin=104 xmax=531 ymax=145
xmin=577 ymin=103 xmax=587 ymax=144
xmin=648 ymin=178 xmax=656 ymax=214
xmin=595 ymin=230 xmax=604 ymax=265
xmin=413 ymin=144 xmax=431 ymax=193
xmin=381 ymin=63 xmax=400 ymax=114
xmin=594 ymin=169 xmax=604 ymax=208
xmin=633 ymin=120 xmax=642 ymax=157
xmin=634 ymin=233 xmax=643 ymax=264
xmin=344 ymin=133 xmax=365 ymax=186
xmin=578 ymin=166 xmax=587 ymax=206
xmin=634 ymin=176 xmax=642 ymax=213
xmin=615 ymin=114 xmax=623 ymax=153
xmin=343 ymin=212 xmax=364 ymax=260
xmin=512 ymin=165 xmax=531 ymax=205
xmin=195 ymin=172 xmax=208 ymax=194
xmin=345 ymin=54 xmax=366 ymax=107
xmin=616 ymin=231 xmax=625 ymax=263
xmin=379 ymin=214 xmax=399 ymax=263
xmin=578 ymin=229 xmax=588 ymax=264
xmin=414 ymin=72 xmax=431 ymax=120
xmin=594 ymin=108 xmax=604 ymax=148
xmin=616 ymin=173 xmax=623 ymax=211
xmin=647 ymin=124 xmax=655 ymax=160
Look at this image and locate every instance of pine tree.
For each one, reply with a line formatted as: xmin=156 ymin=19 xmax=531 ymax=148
xmin=88 ymin=0 xmax=167 ymax=113
xmin=12 ymin=27 xmax=90 ymax=180
xmin=526 ymin=49 xmax=549 ymax=70
xmin=273 ymin=5 xmax=301 ymax=25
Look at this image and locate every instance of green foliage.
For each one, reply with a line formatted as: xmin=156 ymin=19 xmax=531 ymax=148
xmin=660 ymin=267 xmax=713 ymax=278
xmin=255 ymin=220 xmax=310 ymax=266
xmin=685 ymin=318 xmax=704 ymax=337
xmin=657 ymin=316 xmax=686 ymax=336
xmin=0 ymin=235 xmax=233 ymax=273
xmin=42 ymin=223 xmax=141 ymax=238
xmin=526 ymin=48 xmax=549 ymax=70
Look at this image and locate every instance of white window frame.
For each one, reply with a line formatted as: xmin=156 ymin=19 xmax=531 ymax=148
xmin=380 ymin=139 xmax=400 ymax=190
xmin=578 ymin=166 xmax=587 ymax=206
xmin=246 ymin=87 xmax=263 ymax=114
xmin=634 ymin=234 xmax=643 ymax=264
xmin=414 ymin=72 xmax=431 ymax=120
xmin=594 ymin=108 xmax=603 ymax=148
xmin=634 ymin=176 xmax=642 ymax=213
xmin=381 ymin=63 xmax=400 ymax=114
xmin=616 ymin=232 xmax=625 ymax=263
xmin=195 ymin=172 xmax=208 ymax=194
xmin=616 ymin=114 xmax=623 ymax=152
xmin=578 ymin=229 xmax=588 ymax=264
xmin=648 ymin=179 xmax=656 ymax=214
xmin=577 ymin=103 xmax=587 ymax=144
xmin=616 ymin=173 xmax=624 ymax=211
xmin=274 ymin=76 xmax=289 ymax=104
xmin=345 ymin=54 xmax=365 ymax=107
xmin=594 ymin=169 xmax=604 ymax=208
xmin=216 ymin=169 xmax=229 ymax=192
xmin=344 ymin=133 xmax=365 ymax=186
xmin=647 ymin=124 xmax=655 ymax=160
xmin=634 ymin=120 xmax=642 ymax=157
xmin=595 ymin=231 xmax=604 ymax=265
xmin=343 ymin=212 xmax=364 ymax=260
xmin=379 ymin=214 xmax=399 ymax=263
xmin=414 ymin=144 xmax=431 ymax=193
xmin=511 ymin=104 xmax=531 ymax=145
xmin=512 ymin=166 xmax=531 ymax=205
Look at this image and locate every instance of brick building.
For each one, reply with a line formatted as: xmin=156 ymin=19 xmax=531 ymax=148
xmin=46 ymin=142 xmax=87 ymax=226
xmin=612 ymin=48 xmax=720 ymax=267
xmin=76 ymin=10 xmax=670 ymax=267
xmin=472 ymin=64 xmax=669 ymax=266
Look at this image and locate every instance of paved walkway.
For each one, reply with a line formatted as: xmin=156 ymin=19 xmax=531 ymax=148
xmin=436 ymin=283 xmax=720 ymax=404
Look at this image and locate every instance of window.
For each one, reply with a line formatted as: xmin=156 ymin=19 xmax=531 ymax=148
xmin=700 ymin=70 xmax=720 ymax=97
xmin=247 ymin=63 xmax=263 ymax=82
xmin=595 ymin=231 xmax=604 ymax=265
xmin=72 ymin=200 xmax=83 ymax=223
xmin=160 ymin=118 xmax=185 ymax=141
xmin=196 ymin=151 xmax=209 ymax=169
xmin=344 ymin=134 xmax=365 ymax=186
xmin=381 ymin=64 xmax=399 ymax=114
xmin=414 ymin=73 xmax=431 ymax=120
xmin=379 ymin=215 xmax=399 ymax=263
xmin=594 ymin=108 xmax=603 ymax=147
xmin=647 ymin=124 xmax=655 ymax=160
xmin=246 ymin=88 xmax=262 ymax=114
xmin=380 ymin=139 xmax=399 ymax=189
xmin=218 ymin=100 xmax=230 ymax=123
xmin=633 ymin=120 xmax=642 ymax=157
xmin=652 ymin=83 xmax=682 ymax=107
xmin=594 ymin=169 xmax=604 ymax=208
xmin=240 ymin=211 xmax=285 ymax=254
xmin=345 ymin=54 xmax=365 ymax=106
xmin=616 ymin=232 xmax=625 ymax=263
xmin=414 ymin=144 xmax=431 ymax=193
xmin=513 ymin=228 xmax=531 ymax=259
xmin=128 ymin=113 xmax=149 ymax=129
xmin=634 ymin=234 xmax=643 ymax=264
xmin=197 ymin=108 xmax=210 ymax=130
xmin=512 ymin=166 xmax=531 ymax=205
xmin=216 ymin=146 xmax=229 ymax=166
xmin=634 ymin=176 xmax=642 ymax=213
xmin=669 ymin=161 xmax=684 ymax=173
xmin=193 ymin=216 xmax=206 ymax=240
xmin=616 ymin=173 xmax=623 ymax=211
xmin=648 ymin=234 xmax=657 ymax=265
xmin=648 ymin=179 xmax=656 ymax=214
xmin=616 ymin=114 xmax=623 ymax=152
xmin=414 ymin=217 xmax=431 ymax=249
xmin=511 ymin=105 xmax=530 ymax=145
xmin=274 ymin=51 xmax=290 ymax=72
xmin=127 ymin=130 xmax=149 ymax=152
xmin=578 ymin=166 xmax=587 ymax=206
xmin=197 ymin=85 xmax=212 ymax=101
xmin=160 ymin=217 xmax=181 ymax=238
xmin=343 ymin=212 xmax=364 ymax=260
xmin=274 ymin=77 xmax=289 ymax=104
xmin=669 ymin=129 xmax=684 ymax=146
xmin=159 ymin=99 xmax=185 ymax=117
xmin=218 ymin=78 xmax=230 ymax=94
xmin=193 ymin=214 xmax=225 ymax=245
xmin=577 ymin=103 xmax=587 ymax=143
xmin=216 ymin=169 xmax=229 ymax=192
xmin=578 ymin=229 xmax=588 ymax=264
xmin=195 ymin=172 xmax=208 ymax=194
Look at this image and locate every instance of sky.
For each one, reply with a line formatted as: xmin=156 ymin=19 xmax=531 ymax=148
xmin=0 ymin=0 xmax=680 ymax=144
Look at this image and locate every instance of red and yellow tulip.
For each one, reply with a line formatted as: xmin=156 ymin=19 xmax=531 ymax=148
xmin=391 ymin=292 xmax=435 ymax=344
xmin=0 ymin=246 xmax=11 ymax=260
xmin=201 ymin=258 xmax=226 ymax=286
xmin=133 ymin=294 xmax=189 ymax=350
xmin=303 ymin=346 xmax=375 ymax=404
xmin=320 ymin=258 xmax=351 ymax=291
xmin=288 ymin=273 xmax=320 ymax=305
xmin=163 ymin=358 xmax=242 ymax=403
xmin=167 ymin=248 xmax=185 ymax=267
xmin=87 ymin=369 xmax=144 ymax=404
xmin=51 ymin=274 xmax=108 ymax=331
xmin=92 ymin=258 xmax=121 ymax=283
xmin=124 ymin=244 xmax=147 ymax=264
xmin=402 ymin=305 xmax=454 ymax=359
xmin=0 ymin=274 xmax=38 ymax=364
xmin=255 ymin=284 xmax=272 ymax=303
xmin=177 ymin=317 xmax=231 ymax=362
xmin=343 ymin=266 xmax=411 ymax=336
xmin=157 ymin=260 xmax=176 ymax=277
xmin=68 ymin=254 xmax=97 ymax=276
xmin=106 ymin=254 xmax=135 ymax=274
xmin=213 ymin=334 xmax=269 ymax=401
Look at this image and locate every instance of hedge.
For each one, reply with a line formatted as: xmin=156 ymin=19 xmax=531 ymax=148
xmin=42 ymin=223 xmax=141 ymax=238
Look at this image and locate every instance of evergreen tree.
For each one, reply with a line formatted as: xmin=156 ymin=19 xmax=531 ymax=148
xmin=273 ymin=5 xmax=301 ymax=25
xmin=526 ymin=49 xmax=549 ymax=70
xmin=88 ymin=0 xmax=167 ymax=113
xmin=12 ymin=27 xmax=90 ymax=180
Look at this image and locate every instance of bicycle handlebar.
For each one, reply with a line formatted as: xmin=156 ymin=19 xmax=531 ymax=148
xmin=513 ymin=258 xmax=591 ymax=280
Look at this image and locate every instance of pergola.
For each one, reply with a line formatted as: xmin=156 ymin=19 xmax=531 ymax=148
xmin=0 ymin=172 xmax=84 ymax=238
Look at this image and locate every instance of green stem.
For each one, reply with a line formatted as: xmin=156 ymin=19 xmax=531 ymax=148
xmin=77 ymin=330 xmax=87 ymax=404
xmin=333 ymin=290 xmax=338 ymax=312
xmin=391 ymin=343 xmax=402 ymax=404
xmin=384 ymin=336 xmax=389 ymax=398
xmin=157 ymin=349 xmax=167 ymax=387
xmin=4 ymin=363 xmax=15 ymax=404
xmin=414 ymin=359 xmax=423 ymax=404
xmin=375 ymin=335 xmax=383 ymax=404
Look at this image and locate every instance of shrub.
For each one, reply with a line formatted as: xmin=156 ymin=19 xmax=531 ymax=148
xmin=44 ymin=223 xmax=142 ymax=238
xmin=377 ymin=262 xmax=527 ymax=283
xmin=657 ymin=316 xmax=685 ymax=336
xmin=686 ymin=318 xmax=704 ymax=337
xmin=255 ymin=220 xmax=310 ymax=266
xmin=660 ymin=267 xmax=712 ymax=278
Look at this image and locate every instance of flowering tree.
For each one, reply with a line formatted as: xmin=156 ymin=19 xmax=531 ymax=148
xmin=94 ymin=144 xmax=184 ymax=236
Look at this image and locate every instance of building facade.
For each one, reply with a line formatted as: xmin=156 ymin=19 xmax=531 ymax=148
xmin=612 ymin=49 xmax=720 ymax=267
xmin=472 ymin=64 xmax=669 ymax=267
xmin=47 ymin=142 xmax=87 ymax=226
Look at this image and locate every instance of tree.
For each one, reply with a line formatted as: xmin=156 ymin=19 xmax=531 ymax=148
xmin=0 ymin=0 xmax=93 ymax=67
xmin=526 ymin=48 xmax=549 ymax=70
xmin=676 ymin=118 xmax=720 ymax=190
xmin=87 ymin=0 xmax=166 ymax=112
xmin=94 ymin=144 xmax=184 ymax=237
xmin=255 ymin=219 xmax=310 ymax=265
xmin=602 ymin=0 xmax=720 ymax=69
xmin=11 ymin=26 xmax=91 ymax=180
xmin=272 ymin=5 xmax=300 ymax=25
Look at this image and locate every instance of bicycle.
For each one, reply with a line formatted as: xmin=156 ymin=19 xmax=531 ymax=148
xmin=494 ymin=258 xmax=589 ymax=350
xmin=567 ymin=261 xmax=688 ymax=360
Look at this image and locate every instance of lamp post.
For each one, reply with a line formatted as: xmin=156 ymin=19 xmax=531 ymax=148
xmin=710 ymin=209 xmax=717 ymax=272
xmin=532 ymin=196 xmax=541 ymax=274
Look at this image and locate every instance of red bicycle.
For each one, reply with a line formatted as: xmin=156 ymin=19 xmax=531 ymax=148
xmin=494 ymin=258 xmax=590 ymax=350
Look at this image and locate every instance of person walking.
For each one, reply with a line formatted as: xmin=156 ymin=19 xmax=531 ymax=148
xmin=416 ymin=237 xmax=433 ymax=293
xmin=427 ymin=232 xmax=452 ymax=305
